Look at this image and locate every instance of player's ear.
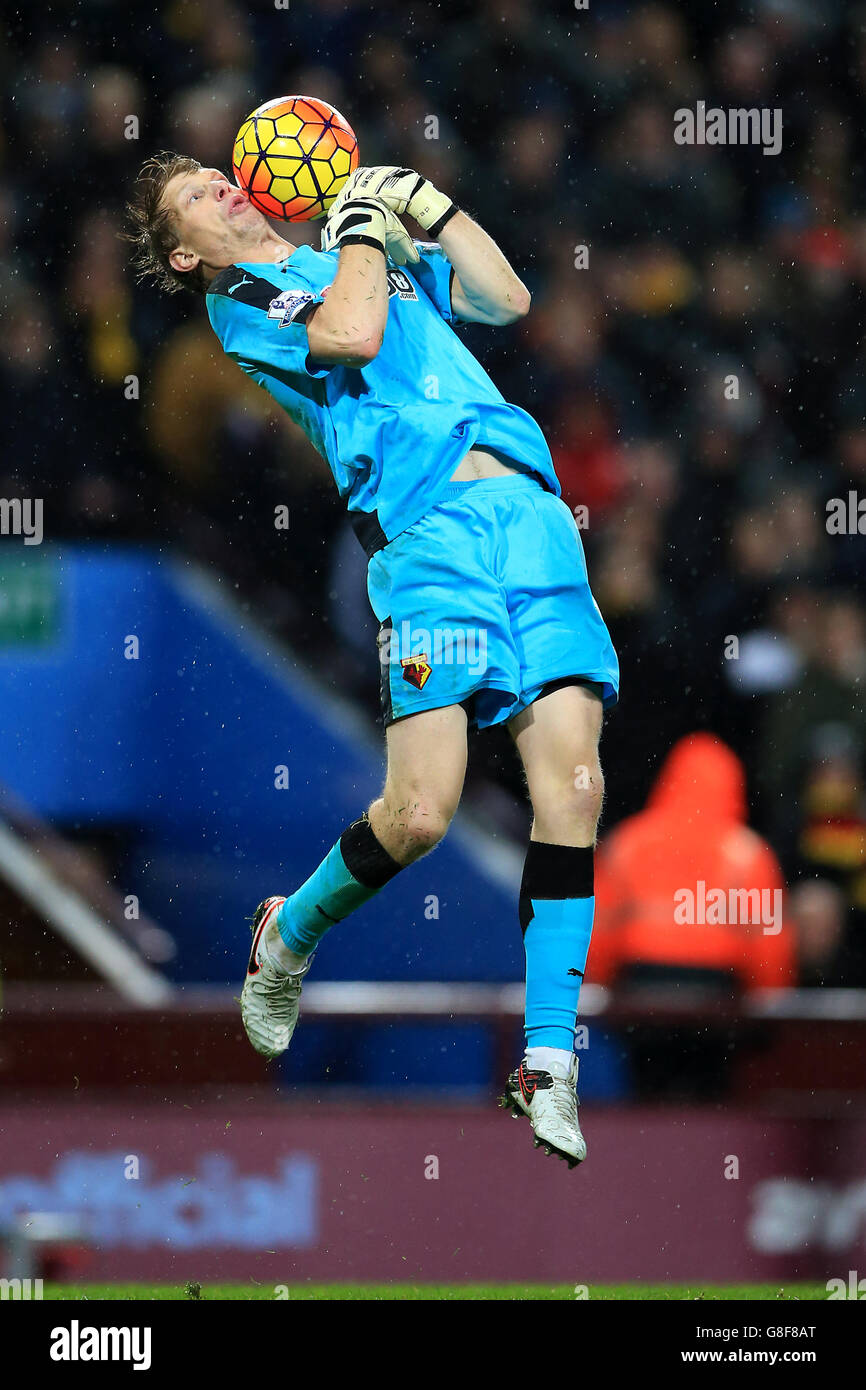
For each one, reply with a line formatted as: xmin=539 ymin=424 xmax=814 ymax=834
xmin=169 ymin=247 xmax=200 ymax=274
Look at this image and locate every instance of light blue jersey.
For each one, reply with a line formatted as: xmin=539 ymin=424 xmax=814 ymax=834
xmin=206 ymin=242 xmax=559 ymax=553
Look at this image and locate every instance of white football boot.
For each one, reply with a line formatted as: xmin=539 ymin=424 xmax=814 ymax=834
xmin=500 ymin=1056 xmax=587 ymax=1169
xmin=240 ymin=896 xmax=313 ymax=1059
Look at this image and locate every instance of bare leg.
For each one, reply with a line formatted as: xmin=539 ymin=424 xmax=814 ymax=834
xmin=509 ymin=684 xmax=604 ymax=846
xmin=368 ymin=703 xmax=469 ymax=863
xmin=508 ymin=682 xmax=606 ymax=1072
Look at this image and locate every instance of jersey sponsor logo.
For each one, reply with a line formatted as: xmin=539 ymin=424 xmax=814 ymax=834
xmin=267 ymin=289 xmax=318 ymax=326
xmin=386 ymin=268 xmax=418 ymax=302
xmin=400 ymin=653 xmax=432 ymax=690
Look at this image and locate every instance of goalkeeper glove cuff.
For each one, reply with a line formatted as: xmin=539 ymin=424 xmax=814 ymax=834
xmin=326 ymin=197 xmax=390 ymax=255
xmin=426 ymin=200 xmax=459 ymax=237
xmin=403 ymin=176 xmax=459 ymax=237
xmin=322 ymin=200 xmax=420 ymax=265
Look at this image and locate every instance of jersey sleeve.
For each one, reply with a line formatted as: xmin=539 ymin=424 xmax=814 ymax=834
xmin=409 ymin=241 xmax=463 ymax=324
xmin=207 ymin=277 xmax=334 ymax=383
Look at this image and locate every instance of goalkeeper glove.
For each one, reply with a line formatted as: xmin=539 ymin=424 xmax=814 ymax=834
xmin=320 ymin=196 xmax=419 ymax=265
xmin=331 ymin=166 xmax=459 ymax=238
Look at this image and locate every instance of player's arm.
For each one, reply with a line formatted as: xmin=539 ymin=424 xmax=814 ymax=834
xmin=305 ymin=198 xmax=391 ymax=367
xmin=305 ymin=243 xmax=388 ymax=366
xmin=328 ymin=167 xmax=531 ymax=326
xmin=436 ymin=210 xmax=531 ymax=326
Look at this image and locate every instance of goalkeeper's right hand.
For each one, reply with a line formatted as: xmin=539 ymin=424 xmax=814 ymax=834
xmin=321 ymin=195 xmax=419 ymax=265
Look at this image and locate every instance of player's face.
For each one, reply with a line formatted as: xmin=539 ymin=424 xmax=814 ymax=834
xmin=164 ymin=168 xmax=266 ymax=276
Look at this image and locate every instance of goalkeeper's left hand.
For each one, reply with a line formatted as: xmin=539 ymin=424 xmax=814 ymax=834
xmin=329 ymin=166 xmax=459 ymax=239
xmin=321 ymin=200 xmax=420 ymax=265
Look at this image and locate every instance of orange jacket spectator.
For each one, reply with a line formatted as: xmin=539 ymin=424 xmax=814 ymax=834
xmin=590 ymin=733 xmax=795 ymax=990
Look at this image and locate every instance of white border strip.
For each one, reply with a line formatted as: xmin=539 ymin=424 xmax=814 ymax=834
xmin=0 ymin=820 xmax=173 ymax=1007
xmin=299 ymin=981 xmax=608 ymax=1017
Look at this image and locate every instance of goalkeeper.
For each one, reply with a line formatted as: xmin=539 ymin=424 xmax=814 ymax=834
xmin=126 ymin=156 xmax=619 ymax=1168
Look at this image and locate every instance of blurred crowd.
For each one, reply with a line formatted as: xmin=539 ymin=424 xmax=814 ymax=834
xmin=1 ymin=0 xmax=864 ymax=981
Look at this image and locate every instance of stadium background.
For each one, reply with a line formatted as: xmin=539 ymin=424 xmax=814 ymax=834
xmin=0 ymin=0 xmax=864 ymax=1292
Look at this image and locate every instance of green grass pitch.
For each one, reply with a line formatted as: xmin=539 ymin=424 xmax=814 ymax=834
xmin=44 ymin=1283 xmax=828 ymax=1301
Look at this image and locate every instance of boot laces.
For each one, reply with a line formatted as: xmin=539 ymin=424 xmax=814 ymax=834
xmin=251 ymin=960 xmax=303 ymax=1023
xmin=551 ymin=1075 xmax=578 ymax=1132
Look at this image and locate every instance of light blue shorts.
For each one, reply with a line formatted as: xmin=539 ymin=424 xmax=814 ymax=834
xmin=366 ymin=475 xmax=619 ymax=729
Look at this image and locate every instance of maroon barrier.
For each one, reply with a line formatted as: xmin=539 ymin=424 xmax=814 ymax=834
xmin=0 ymin=1099 xmax=864 ymax=1284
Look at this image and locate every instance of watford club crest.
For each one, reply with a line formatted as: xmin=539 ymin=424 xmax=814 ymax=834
xmin=401 ymin=653 xmax=432 ymax=690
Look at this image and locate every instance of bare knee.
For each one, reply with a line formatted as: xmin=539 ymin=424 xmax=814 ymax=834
xmin=368 ymin=793 xmax=453 ymax=865
xmin=531 ymin=760 xmax=605 ymax=845
xmin=572 ymin=759 xmax=605 ymax=824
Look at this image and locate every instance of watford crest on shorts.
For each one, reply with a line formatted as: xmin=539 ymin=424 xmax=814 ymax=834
xmin=401 ymin=654 xmax=432 ymax=690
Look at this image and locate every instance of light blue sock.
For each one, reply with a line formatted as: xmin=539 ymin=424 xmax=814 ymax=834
xmin=276 ymin=817 xmax=402 ymax=958
xmin=523 ymin=897 xmax=595 ymax=1050
xmin=520 ymin=842 xmax=595 ymax=1052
